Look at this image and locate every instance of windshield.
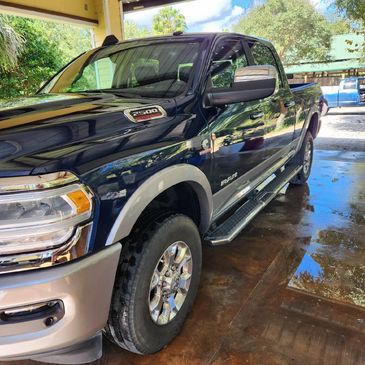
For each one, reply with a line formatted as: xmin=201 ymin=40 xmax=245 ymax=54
xmin=41 ymin=41 xmax=201 ymax=99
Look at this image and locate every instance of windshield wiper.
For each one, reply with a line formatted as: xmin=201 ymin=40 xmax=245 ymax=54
xmin=76 ymin=89 xmax=141 ymax=98
xmin=71 ymin=89 xmax=104 ymax=94
xmin=112 ymin=91 xmax=141 ymax=98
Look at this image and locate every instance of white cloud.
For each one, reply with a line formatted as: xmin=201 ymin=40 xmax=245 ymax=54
xmin=309 ymin=0 xmax=333 ymax=12
xmin=125 ymin=0 xmax=241 ymax=31
xmin=201 ymin=4 xmax=245 ymax=32
xmin=125 ymin=0 xmax=331 ymax=33
xmin=231 ymin=5 xmax=245 ymax=18
xmin=175 ymin=0 xmax=232 ymax=26
xmin=309 ymin=0 xmax=321 ymax=8
xmin=201 ymin=20 xmax=226 ymax=32
xmin=125 ymin=7 xmax=160 ymax=27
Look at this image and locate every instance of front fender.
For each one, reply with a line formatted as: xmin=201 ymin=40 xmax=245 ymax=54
xmin=106 ymin=164 xmax=213 ymax=245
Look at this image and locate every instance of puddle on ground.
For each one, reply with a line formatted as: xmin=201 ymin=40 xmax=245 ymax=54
xmin=288 ymin=151 xmax=365 ymax=308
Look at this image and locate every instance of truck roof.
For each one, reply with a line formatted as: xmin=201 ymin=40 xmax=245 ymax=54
xmin=108 ymin=32 xmax=272 ymax=48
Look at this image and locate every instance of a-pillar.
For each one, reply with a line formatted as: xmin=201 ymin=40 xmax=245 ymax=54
xmin=93 ymin=0 xmax=123 ymax=47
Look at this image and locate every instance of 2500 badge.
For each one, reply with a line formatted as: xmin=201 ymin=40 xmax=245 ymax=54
xmin=124 ymin=105 xmax=167 ymax=123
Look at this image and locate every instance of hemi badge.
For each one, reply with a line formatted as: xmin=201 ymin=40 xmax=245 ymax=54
xmin=124 ymin=105 xmax=167 ymax=123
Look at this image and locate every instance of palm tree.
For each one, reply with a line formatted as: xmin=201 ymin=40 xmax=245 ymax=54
xmin=0 ymin=15 xmax=24 ymax=71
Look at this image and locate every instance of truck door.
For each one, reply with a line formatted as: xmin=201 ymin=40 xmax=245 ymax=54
xmin=338 ymin=78 xmax=359 ymax=106
xmin=359 ymin=78 xmax=365 ymax=103
xmin=204 ymin=37 xmax=268 ymax=214
xmin=247 ymin=41 xmax=296 ymax=163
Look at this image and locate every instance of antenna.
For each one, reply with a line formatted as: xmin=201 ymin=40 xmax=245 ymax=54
xmin=102 ymin=35 xmax=119 ymax=47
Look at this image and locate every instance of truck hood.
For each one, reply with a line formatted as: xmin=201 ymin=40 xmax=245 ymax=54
xmin=0 ymin=93 xmax=184 ymax=177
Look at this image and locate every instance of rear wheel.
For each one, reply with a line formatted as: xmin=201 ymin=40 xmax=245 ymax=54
xmin=105 ymin=214 xmax=202 ymax=354
xmin=289 ymin=131 xmax=314 ymax=185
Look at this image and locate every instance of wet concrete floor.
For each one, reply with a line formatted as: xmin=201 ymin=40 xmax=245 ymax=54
xmin=4 ymin=149 xmax=365 ymax=365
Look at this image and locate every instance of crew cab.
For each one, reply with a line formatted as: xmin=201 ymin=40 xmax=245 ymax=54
xmin=0 ymin=33 xmax=322 ymax=364
xmin=321 ymin=77 xmax=365 ymax=111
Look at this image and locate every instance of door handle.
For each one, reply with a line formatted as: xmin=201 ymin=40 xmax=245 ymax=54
xmin=284 ymin=101 xmax=296 ymax=108
xmin=250 ymin=112 xmax=264 ymax=120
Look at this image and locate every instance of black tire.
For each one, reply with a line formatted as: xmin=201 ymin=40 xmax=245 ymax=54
xmin=105 ymin=214 xmax=202 ymax=354
xmin=289 ymin=131 xmax=314 ymax=185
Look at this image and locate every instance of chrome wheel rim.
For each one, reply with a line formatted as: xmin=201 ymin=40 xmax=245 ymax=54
xmin=149 ymin=241 xmax=193 ymax=325
xmin=303 ymin=140 xmax=312 ymax=176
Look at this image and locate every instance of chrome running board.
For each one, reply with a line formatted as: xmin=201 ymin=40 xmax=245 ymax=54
xmin=205 ymin=164 xmax=302 ymax=246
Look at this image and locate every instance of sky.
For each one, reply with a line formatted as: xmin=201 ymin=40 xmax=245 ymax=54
xmin=125 ymin=0 xmax=335 ymax=33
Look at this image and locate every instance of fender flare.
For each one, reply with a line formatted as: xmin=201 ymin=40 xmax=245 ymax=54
xmin=296 ymin=105 xmax=320 ymax=153
xmin=106 ymin=164 xmax=213 ymax=245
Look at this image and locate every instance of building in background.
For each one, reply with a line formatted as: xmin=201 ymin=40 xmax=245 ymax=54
xmin=285 ymin=33 xmax=365 ymax=86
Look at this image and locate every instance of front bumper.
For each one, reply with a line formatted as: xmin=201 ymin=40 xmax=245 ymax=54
xmin=0 ymin=243 xmax=121 ymax=363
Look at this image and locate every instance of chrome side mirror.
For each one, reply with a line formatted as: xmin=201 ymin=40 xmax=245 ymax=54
xmin=206 ymin=65 xmax=278 ymax=106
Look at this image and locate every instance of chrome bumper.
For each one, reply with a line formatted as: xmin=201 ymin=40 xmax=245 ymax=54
xmin=0 ymin=243 xmax=121 ymax=363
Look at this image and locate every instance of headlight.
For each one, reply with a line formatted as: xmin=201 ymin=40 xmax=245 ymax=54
xmin=0 ymin=173 xmax=93 ymax=256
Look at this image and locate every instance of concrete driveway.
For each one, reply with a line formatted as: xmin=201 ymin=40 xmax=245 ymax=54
xmin=3 ymin=110 xmax=365 ymax=365
xmin=316 ymin=107 xmax=365 ymax=151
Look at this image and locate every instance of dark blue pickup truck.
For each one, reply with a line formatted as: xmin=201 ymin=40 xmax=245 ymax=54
xmin=0 ymin=33 xmax=322 ymax=364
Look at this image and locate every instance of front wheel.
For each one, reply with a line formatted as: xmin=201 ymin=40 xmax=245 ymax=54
xmin=290 ymin=131 xmax=314 ymax=185
xmin=105 ymin=214 xmax=202 ymax=354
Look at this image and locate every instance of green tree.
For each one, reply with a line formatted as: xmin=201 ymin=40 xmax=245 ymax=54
xmin=335 ymin=0 xmax=365 ymax=27
xmin=124 ymin=20 xmax=151 ymax=39
xmin=152 ymin=6 xmax=187 ymax=36
xmin=0 ymin=16 xmax=91 ymax=100
xmin=232 ymin=0 xmax=332 ymax=64
xmin=0 ymin=15 xmax=24 ymax=71
xmin=328 ymin=18 xmax=353 ymax=35
xmin=334 ymin=1 xmax=365 ymax=55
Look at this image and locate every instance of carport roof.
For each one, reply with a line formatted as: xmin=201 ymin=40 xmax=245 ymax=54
xmin=285 ymin=59 xmax=365 ymax=74
xmin=285 ymin=33 xmax=365 ymax=74
xmin=121 ymin=0 xmax=190 ymax=12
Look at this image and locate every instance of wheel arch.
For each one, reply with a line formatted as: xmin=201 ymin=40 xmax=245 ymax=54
xmin=308 ymin=111 xmax=320 ymax=138
xmin=106 ymin=164 xmax=213 ymax=245
xmin=295 ymin=107 xmax=320 ymax=156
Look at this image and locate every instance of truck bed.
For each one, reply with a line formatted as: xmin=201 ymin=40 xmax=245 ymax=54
xmin=289 ymin=82 xmax=318 ymax=91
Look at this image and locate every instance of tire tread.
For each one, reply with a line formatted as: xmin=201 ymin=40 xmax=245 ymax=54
xmin=105 ymin=213 xmax=199 ymax=354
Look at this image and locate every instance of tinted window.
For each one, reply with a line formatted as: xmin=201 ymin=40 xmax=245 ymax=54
xmin=43 ymin=42 xmax=201 ymax=98
xmin=210 ymin=39 xmax=248 ymax=88
xmin=250 ymin=42 xmax=282 ymax=86
xmin=72 ymin=58 xmax=115 ymax=91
